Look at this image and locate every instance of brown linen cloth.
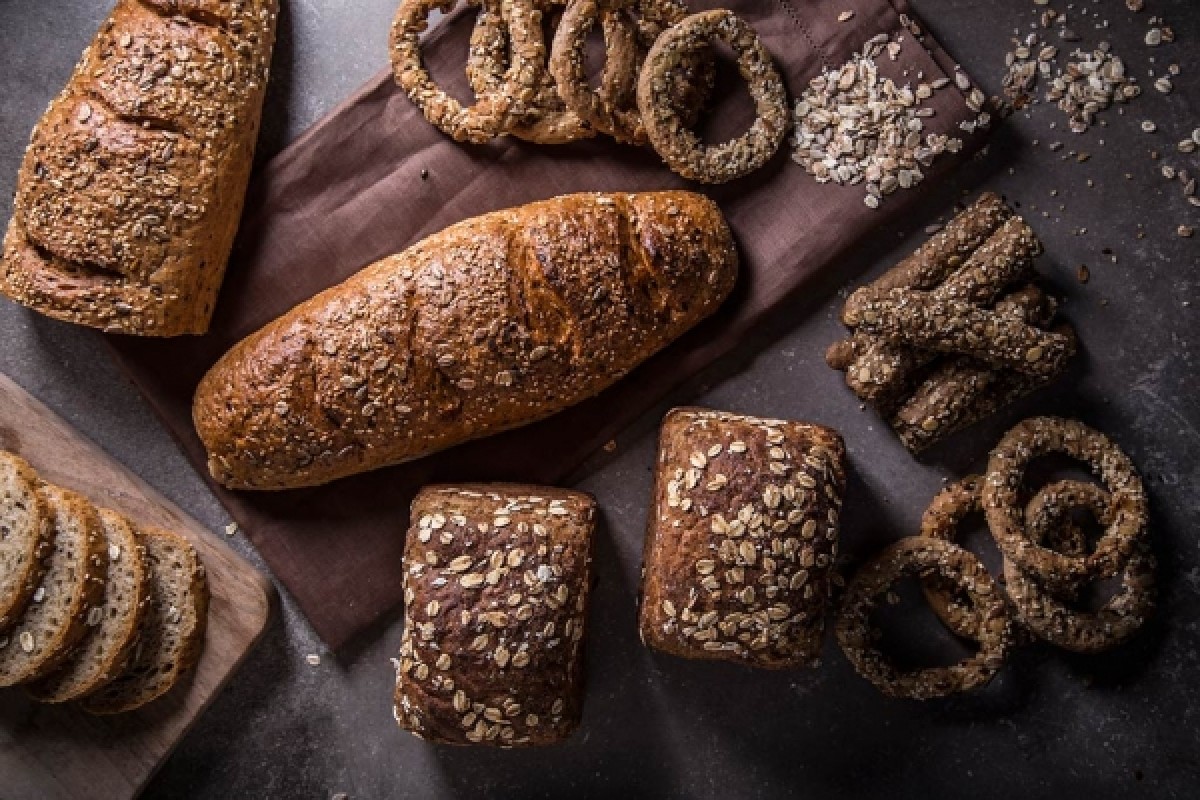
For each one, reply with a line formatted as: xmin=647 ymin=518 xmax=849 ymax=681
xmin=108 ymin=0 xmax=986 ymax=649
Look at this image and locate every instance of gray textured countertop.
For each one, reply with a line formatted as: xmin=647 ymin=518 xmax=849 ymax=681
xmin=1 ymin=1 xmax=1197 ymax=798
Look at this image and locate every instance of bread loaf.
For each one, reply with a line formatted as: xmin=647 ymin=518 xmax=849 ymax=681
xmin=639 ymin=408 xmax=846 ymax=669
xmin=393 ymin=484 xmax=595 ymax=746
xmin=0 ymin=0 xmax=278 ymax=336
xmin=194 ymin=191 xmax=739 ymax=490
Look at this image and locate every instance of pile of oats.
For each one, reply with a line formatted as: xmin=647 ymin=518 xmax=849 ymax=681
xmin=791 ymin=34 xmax=977 ymax=210
xmin=1046 ymin=44 xmax=1139 ymax=133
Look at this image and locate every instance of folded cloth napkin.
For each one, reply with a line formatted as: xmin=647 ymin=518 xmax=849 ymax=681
xmin=109 ymin=0 xmax=987 ymax=649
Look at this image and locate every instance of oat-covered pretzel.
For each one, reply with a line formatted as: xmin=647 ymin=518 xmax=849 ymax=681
xmin=836 ymin=537 xmax=1014 ymax=700
xmin=843 ymin=288 xmax=1076 ymax=379
xmin=469 ymin=0 xmax=601 ymax=144
xmin=1004 ymin=480 xmax=1155 ymax=654
xmin=637 ymin=10 xmax=789 ymax=183
xmin=984 ymin=417 xmax=1148 ymax=587
xmin=917 ymin=476 xmax=1085 ymax=642
xmin=391 ymin=0 xmax=542 ymax=143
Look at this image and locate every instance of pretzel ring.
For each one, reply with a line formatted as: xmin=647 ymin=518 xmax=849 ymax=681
xmin=637 ymin=10 xmax=789 ymax=183
xmin=919 ymin=476 xmax=1084 ymax=641
xmin=983 ymin=417 xmax=1148 ymax=588
xmin=629 ymin=0 xmax=715 ymax=130
xmin=836 ymin=537 xmax=1015 ymax=700
xmin=1005 ymin=481 xmax=1156 ymax=654
xmin=469 ymin=0 xmax=600 ymax=143
xmin=549 ymin=0 xmax=646 ymax=144
xmin=391 ymin=0 xmax=542 ymax=143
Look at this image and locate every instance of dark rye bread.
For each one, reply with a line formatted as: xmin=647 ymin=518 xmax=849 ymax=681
xmin=81 ymin=523 xmax=208 ymax=714
xmin=394 ymin=484 xmax=596 ymax=747
xmin=0 ymin=486 xmax=107 ymax=687
xmin=29 ymin=509 xmax=149 ymax=704
xmin=194 ymin=191 xmax=739 ymax=490
xmin=0 ymin=0 xmax=278 ymax=336
xmin=639 ymin=409 xmax=846 ymax=669
xmin=0 ymin=452 xmax=54 ymax=632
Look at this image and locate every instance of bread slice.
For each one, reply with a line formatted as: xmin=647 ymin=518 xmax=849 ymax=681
xmin=80 ymin=524 xmax=208 ymax=714
xmin=28 ymin=509 xmax=149 ymax=703
xmin=0 ymin=451 xmax=54 ymax=631
xmin=0 ymin=486 xmax=106 ymax=687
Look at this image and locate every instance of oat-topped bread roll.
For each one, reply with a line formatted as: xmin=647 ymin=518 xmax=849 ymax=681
xmin=0 ymin=0 xmax=278 ymax=336
xmin=640 ymin=408 xmax=846 ymax=669
xmin=393 ymin=484 xmax=596 ymax=747
xmin=195 ymin=191 xmax=738 ymax=490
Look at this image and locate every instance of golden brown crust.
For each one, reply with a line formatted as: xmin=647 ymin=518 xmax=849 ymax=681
xmin=0 ymin=0 xmax=278 ymax=336
xmin=193 ymin=191 xmax=738 ymax=490
xmin=639 ymin=408 xmax=846 ymax=669
xmin=393 ymin=484 xmax=595 ymax=746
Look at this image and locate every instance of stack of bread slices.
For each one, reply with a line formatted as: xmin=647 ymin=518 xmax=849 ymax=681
xmin=0 ymin=451 xmax=208 ymax=713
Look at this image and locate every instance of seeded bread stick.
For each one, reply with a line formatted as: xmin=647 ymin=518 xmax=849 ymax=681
xmin=869 ymin=192 xmax=1012 ymax=293
xmin=844 ymin=288 xmax=1074 ymax=378
xmin=894 ymin=322 xmax=1076 ymax=452
xmin=887 ymin=284 xmax=1056 ymax=451
xmin=843 ymin=217 xmax=1041 ymax=409
xmin=825 ymin=333 xmax=867 ymax=371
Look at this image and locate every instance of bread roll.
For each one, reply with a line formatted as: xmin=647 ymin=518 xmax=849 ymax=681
xmin=194 ymin=191 xmax=738 ymax=490
xmin=0 ymin=0 xmax=278 ymax=336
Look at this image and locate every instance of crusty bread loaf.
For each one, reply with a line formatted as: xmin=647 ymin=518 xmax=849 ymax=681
xmin=194 ymin=191 xmax=738 ymax=490
xmin=28 ymin=509 xmax=149 ymax=704
xmin=0 ymin=486 xmax=107 ymax=687
xmin=81 ymin=523 xmax=208 ymax=714
xmin=394 ymin=484 xmax=595 ymax=747
xmin=0 ymin=0 xmax=278 ymax=336
xmin=0 ymin=452 xmax=54 ymax=632
xmin=639 ymin=408 xmax=846 ymax=669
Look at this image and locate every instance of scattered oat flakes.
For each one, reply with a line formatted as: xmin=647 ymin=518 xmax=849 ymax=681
xmin=306 ymin=653 xmax=321 ymax=666
xmin=837 ymin=10 xmax=855 ymax=23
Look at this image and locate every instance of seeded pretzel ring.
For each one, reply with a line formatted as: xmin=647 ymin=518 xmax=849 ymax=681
xmin=469 ymin=0 xmax=601 ymax=143
xmin=983 ymin=417 xmax=1148 ymax=587
xmin=637 ymin=10 xmax=789 ymax=184
xmin=918 ymin=476 xmax=1084 ymax=641
xmin=1005 ymin=480 xmax=1155 ymax=654
xmin=836 ymin=537 xmax=1014 ymax=700
xmin=550 ymin=0 xmax=647 ymax=144
xmin=391 ymin=0 xmax=542 ymax=143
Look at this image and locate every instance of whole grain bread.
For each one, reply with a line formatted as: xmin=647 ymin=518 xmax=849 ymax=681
xmin=193 ymin=190 xmax=738 ymax=490
xmin=393 ymin=484 xmax=596 ymax=747
xmin=28 ymin=509 xmax=149 ymax=704
xmin=81 ymin=523 xmax=208 ymax=714
xmin=639 ymin=408 xmax=846 ymax=669
xmin=0 ymin=0 xmax=278 ymax=336
xmin=0 ymin=486 xmax=107 ymax=687
xmin=0 ymin=452 xmax=54 ymax=632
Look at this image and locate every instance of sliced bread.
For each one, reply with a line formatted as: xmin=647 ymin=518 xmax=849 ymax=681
xmin=80 ymin=524 xmax=208 ymax=714
xmin=28 ymin=509 xmax=149 ymax=703
xmin=0 ymin=485 xmax=107 ymax=687
xmin=0 ymin=451 xmax=53 ymax=631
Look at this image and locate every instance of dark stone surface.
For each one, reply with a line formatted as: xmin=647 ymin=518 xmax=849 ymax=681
xmin=0 ymin=1 xmax=1197 ymax=797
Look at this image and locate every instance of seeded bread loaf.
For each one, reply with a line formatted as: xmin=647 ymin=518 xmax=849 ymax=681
xmin=639 ymin=408 xmax=846 ymax=669
xmin=0 ymin=486 xmax=107 ymax=687
xmin=194 ymin=191 xmax=739 ymax=490
xmin=0 ymin=0 xmax=279 ymax=336
xmin=393 ymin=484 xmax=596 ymax=747
xmin=81 ymin=523 xmax=209 ymax=714
xmin=28 ymin=509 xmax=149 ymax=704
xmin=0 ymin=452 xmax=54 ymax=632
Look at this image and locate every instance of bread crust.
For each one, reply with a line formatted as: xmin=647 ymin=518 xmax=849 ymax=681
xmin=194 ymin=191 xmax=738 ymax=490
xmin=0 ymin=0 xmax=279 ymax=336
xmin=639 ymin=408 xmax=846 ymax=669
xmin=393 ymin=484 xmax=595 ymax=746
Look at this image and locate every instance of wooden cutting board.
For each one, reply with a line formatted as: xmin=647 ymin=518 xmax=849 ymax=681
xmin=0 ymin=372 xmax=274 ymax=800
